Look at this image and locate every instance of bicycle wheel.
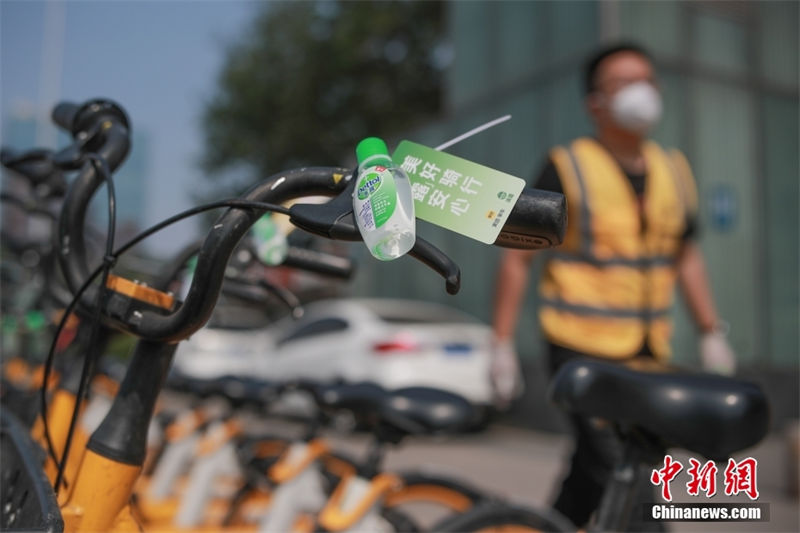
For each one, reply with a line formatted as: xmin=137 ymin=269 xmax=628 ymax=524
xmin=381 ymin=507 xmax=421 ymax=533
xmin=387 ymin=470 xmax=487 ymax=512
xmin=224 ymin=443 xmax=360 ymax=526
xmin=432 ymin=501 xmax=574 ymax=533
xmin=383 ymin=470 xmax=488 ymax=530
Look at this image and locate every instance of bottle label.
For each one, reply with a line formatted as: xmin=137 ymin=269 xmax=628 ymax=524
xmin=356 ymin=166 xmax=396 ymax=229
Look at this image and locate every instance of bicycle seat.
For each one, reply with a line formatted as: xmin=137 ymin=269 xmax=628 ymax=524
xmin=549 ymin=359 xmax=769 ymax=461
xmin=167 ymin=373 xmax=281 ymax=406
xmin=214 ymin=375 xmax=283 ymax=407
xmin=312 ymin=383 xmax=473 ymax=436
xmin=166 ymin=372 xmax=215 ymax=396
xmin=379 ymin=387 xmax=474 ymax=436
xmin=312 ymin=381 xmax=388 ymax=416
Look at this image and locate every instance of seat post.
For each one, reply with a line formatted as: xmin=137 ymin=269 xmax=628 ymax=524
xmin=361 ymin=421 xmax=407 ymax=478
xmin=302 ymin=410 xmax=323 ymax=442
xmin=361 ymin=434 xmax=389 ymax=479
xmin=591 ymin=428 xmax=659 ymax=532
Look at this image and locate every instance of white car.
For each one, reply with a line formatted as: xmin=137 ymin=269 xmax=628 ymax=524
xmin=172 ymin=298 xmax=494 ymax=408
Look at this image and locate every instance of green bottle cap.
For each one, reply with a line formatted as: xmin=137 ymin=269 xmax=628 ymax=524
xmin=356 ymin=137 xmax=392 ymax=167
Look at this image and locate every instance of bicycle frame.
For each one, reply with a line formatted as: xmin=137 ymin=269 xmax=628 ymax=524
xmin=134 ymin=380 xmax=487 ymax=531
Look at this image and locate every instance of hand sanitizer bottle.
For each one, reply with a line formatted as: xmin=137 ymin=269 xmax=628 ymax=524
xmin=353 ymin=137 xmax=415 ymax=261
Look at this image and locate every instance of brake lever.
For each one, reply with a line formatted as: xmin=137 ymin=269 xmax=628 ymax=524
xmin=281 ymin=247 xmax=355 ymax=281
xmin=51 ymin=121 xmax=106 ymax=170
xmin=218 ymin=272 xmax=305 ymax=320
xmin=288 ymin=170 xmax=461 ymax=294
xmin=407 ymin=238 xmax=461 ymax=295
xmin=288 ymin=170 xmax=361 ymax=242
xmin=256 ymin=279 xmax=304 ymax=319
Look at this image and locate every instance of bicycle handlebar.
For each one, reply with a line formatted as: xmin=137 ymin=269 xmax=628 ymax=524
xmin=131 ymin=167 xmax=350 ymax=342
xmin=51 ymin=99 xmax=130 ymax=139
xmin=109 ymin=167 xmax=563 ymax=341
xmin=51 ymin=103 xmax=81 ymax=134
xmin=288 ymin=176 xmax=566 ymax=250
xmin=282 ymin=246 xmax=355 ymax=280
xmin=53 ymin=100 xmax=565 ymax=343
xmin=55 ymin=100 xmax=131 ymax=294
xmin=494 ymin=187 xmax=565 ymax=249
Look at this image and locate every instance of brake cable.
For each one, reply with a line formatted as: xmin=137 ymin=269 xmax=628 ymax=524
xmin=40 ymin=197 xmax=291 ymax=492
xmin=51 ymin=155 xmax=116 ymax=493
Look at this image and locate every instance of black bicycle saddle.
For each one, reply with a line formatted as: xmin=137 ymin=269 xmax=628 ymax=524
xmin=549 ymin=358 xmax=769 ymax=461
xmin=213 ymin=375 xmax=283 ymax=407
xmin=311 ymin=382 xmax=474 ymax=437
xmin=379 ymin=386 xmax=474 ymax=436
xmin=167 ymin=373 xmax=282 ymax=407
xmin=312 ymin=381 xmax=387 ymax=416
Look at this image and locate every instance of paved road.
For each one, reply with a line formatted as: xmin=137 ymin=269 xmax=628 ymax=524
xmin=325 ymin=424 xmax=799 ymax=532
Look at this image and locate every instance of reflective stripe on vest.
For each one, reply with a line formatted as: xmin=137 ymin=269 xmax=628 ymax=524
xmin=549 ymin=250 xmax=676 ymax=268
xmin=564 ymin=147 xmax=593 ymax=258
xmin=539 ymin=296 xmax=672 ymax=319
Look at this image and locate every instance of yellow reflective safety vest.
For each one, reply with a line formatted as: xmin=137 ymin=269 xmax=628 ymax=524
xmin=539 ymin=137 xmax=698 ymax=360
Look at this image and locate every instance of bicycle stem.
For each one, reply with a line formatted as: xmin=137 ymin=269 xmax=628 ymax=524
xmin=87 ymin=340 xmax=176 ymax=465
xmin=61 ymin=339 xmax=175 ymax=531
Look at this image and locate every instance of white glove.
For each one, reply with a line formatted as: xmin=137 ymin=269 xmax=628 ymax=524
xmin=699 ymin=326 xmax=736 ymax=376
xmin=490 ymin=338 xmax=525 ymax=409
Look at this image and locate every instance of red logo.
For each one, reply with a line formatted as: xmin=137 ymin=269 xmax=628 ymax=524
xmin=651 ymin=455 xmax=759 ymax=501
xmin=651 ymin=454 xmax=683 ymax=502
xmin=686 ymin=458 xmax=718 ymax=497
xmin=724 ymin=457 xmax=759 ymax=500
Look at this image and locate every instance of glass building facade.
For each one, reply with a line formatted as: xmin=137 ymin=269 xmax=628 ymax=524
xmin=352 ymin=1 xmax=799 ymax=374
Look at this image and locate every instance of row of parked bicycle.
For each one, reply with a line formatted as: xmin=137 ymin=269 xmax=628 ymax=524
xmin=1 ymin=98 xmax=769 ymax=532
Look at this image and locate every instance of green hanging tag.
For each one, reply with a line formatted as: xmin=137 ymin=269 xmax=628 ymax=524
xmin=392 ymin=141 xmax=525 ymax=244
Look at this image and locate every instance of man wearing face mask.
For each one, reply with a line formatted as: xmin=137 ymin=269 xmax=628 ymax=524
xmin=490 ymin=43 xmax=737 ymax=530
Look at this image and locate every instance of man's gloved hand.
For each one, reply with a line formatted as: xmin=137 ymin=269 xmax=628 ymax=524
xmin=490 ymin=337 xmax=525 ymax=410
xmin=699 ymin=323 xmax=736 ymax=376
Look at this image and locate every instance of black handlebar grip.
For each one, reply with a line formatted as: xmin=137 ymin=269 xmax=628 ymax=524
xmin=282 ymin=247 xmax=355 ymax=280
xmin=52 ymin=102 xmax=81 ymax=132
xmin=494 ymin=187 xmax=567 ymax=249
xmin=52 ymin=99 xmax=131 ymax=140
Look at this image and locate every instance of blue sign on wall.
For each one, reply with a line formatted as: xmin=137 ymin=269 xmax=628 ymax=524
xmin=708 ymin=184 xmax=738 ymax=233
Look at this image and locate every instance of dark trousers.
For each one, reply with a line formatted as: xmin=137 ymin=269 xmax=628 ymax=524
xmin=547 ymin=343 xmax=665 ymax=532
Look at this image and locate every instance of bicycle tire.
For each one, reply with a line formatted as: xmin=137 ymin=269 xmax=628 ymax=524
xmin=387 ymin=470 xmax=487 ymax=512
xmin=431 ymin=501 xmax=574 ymax=533
xmin=381 ymin=507 xmax=421 ymax=533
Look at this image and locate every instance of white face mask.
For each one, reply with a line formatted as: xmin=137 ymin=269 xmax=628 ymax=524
xmin=609 ymin=81 xmax=662 ymax=133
